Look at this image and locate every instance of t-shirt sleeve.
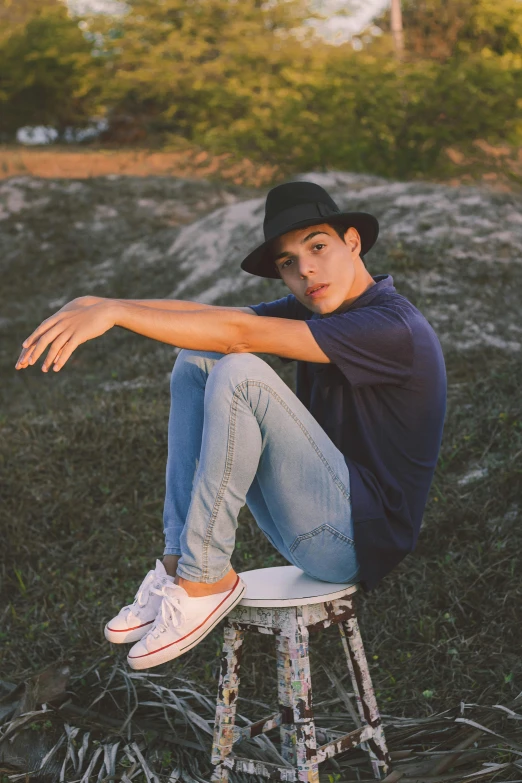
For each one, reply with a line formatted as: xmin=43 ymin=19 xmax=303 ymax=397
xmin=306 ymin=306 xmax=414 ymax=386
xmin=247 ymin=294 xmax=311 ymax=363
xmin=248 ymin=294 xmax=311 ymax=321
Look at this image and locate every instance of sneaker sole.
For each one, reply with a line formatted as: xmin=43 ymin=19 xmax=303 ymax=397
xmin=104 ymin=618 xmax=155 ymax=644
xmin=127 ymin=576 xmax=247 ymax=670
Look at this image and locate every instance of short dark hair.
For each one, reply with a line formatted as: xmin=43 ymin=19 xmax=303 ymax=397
xmin=328 ymin=220 xmax=349 ymax=242
xmin=271 ymin=221 xmax=348 ymax=277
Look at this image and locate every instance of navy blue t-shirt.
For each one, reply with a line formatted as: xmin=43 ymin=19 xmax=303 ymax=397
xmin=248 ymin=274 xmax=447 ymax=592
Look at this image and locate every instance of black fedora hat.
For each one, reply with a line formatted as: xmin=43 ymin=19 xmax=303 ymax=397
xmin=240 ymin=180 xmax=379 ymax=279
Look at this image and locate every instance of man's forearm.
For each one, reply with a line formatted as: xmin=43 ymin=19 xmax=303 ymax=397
xmin=121 ymin=299 xmax=215 ymax=312
xmin=110 ymin=300 xmax=249 ymax=354
xmin=110 ymin=298 xmax=233 ymax=313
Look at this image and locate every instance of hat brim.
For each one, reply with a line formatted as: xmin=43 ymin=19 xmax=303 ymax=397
xmin=240 ymin=212 xmax=379 ymax=279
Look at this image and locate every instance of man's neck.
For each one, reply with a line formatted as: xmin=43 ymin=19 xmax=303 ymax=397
xmin=337 ymin=265 xmax=377 ymax=312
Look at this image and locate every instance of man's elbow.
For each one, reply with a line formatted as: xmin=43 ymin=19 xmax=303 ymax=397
xmin=224 ymin=317 xmax=253 ymax=354
xmin=226 ymin=341 xmax=251 ymax=354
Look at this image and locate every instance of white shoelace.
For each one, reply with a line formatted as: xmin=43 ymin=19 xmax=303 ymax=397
xmin=146 ymin=583 xmax=187 ymax=641
xmin=122 ymin=569 xmax=158 ymax=616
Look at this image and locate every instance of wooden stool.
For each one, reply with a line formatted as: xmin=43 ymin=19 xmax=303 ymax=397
xmin=210 ymin=565 xmax=392 ymax=782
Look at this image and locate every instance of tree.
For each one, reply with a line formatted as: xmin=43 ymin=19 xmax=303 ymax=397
xmin=390 ymin=0 xmax=404 ymax=59
xmin=0 ymin=0 xmax=100 ymax=141
xmin=371 ymin=0 xmax=522 ymax=62
xmin=85 ymin=0 xmax=323 ymax=144
xmin=0 ymin=0 xmax=63 ymax=35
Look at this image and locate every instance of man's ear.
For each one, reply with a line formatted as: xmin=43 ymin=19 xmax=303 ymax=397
xmin=344 ymin=226 xmax=361 ymax=255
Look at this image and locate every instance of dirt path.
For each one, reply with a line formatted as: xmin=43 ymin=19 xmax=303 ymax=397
xmin=1 ymin=142 xmax=520 ymax=192
xmin=0 ymin=145 xmax=282 ymax=187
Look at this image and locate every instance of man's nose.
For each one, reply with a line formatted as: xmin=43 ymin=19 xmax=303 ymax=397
xmin=297 ymin=255 xmax=318 ymax=277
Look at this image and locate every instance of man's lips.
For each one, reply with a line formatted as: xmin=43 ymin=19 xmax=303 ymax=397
xmin=306 ymin=284 xmax=329 ymax=297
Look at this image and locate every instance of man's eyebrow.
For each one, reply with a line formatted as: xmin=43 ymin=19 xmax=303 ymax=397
xmin=274 ymin=230 xmax=329 ymax=263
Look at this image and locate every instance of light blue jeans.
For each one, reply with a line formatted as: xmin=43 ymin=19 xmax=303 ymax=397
xmin=163 ymin=349 xmax=360 ymax=585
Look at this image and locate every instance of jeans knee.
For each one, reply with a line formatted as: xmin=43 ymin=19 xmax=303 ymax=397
xmin=173 ymin=348 xmax=226 ymax=373
xmin=206 ymin=352 xmax=274 ymax=398
xmin=171 ymin=348 xmax=193 ymax=380
xmin=211 ymin=351 xmax=267 ymax=375
xmin=176 ymin=348 xmax=216 ymax=362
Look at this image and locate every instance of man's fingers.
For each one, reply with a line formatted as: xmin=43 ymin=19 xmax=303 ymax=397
xmin=16 ymin=322 xmax=67 ymax=369
xmin=52 ymin=341 xmax=76 ymax=371
xmin=28 ymin=323 xmax=68 ymax=366
xmin=22 ymin=313 xmax=59 ymax=348
xmin=16 ymin=304 xmax=108 ymax=372
xmin=42 ymin=331 xmax=73 ymax=371
xmin=16 ymin=342 xmax=38 ymax=367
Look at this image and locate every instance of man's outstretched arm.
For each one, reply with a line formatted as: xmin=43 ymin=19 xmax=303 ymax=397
xmin=15 ymin=296 xmax=328 ymax=373
xmin=15 ymin=296 xmax=249 ymax=372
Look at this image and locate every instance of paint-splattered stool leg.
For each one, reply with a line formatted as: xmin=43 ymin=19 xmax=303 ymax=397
xmin=339 ymin=616 xmax=392 ymax=779
xmin=211 ymin=621 xmax=245 ymax=782
xmin=288 ymin=613 xmax=319 ymax=783
xmin=275 ymin=633 xmax=297 ymax=766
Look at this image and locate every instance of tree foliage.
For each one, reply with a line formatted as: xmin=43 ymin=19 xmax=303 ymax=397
xmin=372 ymin=0 xmax=522 ymax=61
xmin=0 ymin=0 xmax=99 ymax=140
xmin=88 ymin=0 xmax=322 ymax=144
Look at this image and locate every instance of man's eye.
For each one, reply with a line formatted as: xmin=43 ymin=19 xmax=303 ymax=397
xmin=280 ymin=243 xmax=325 ymax=270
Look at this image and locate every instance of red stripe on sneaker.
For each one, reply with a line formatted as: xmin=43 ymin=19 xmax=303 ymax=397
xmin=128 ymin=575 xmax=242 ymax=659
xmin=107 ymin=619 xmax=154 ymax=632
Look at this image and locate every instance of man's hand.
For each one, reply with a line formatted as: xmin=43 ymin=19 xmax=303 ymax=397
xmin=15 ymin=297 xmax=116 ymax=373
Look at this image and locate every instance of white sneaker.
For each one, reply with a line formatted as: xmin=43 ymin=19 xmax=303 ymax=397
xmin=127 ymin=574 xmax=246 ymax=670
xmin=104 ymin=559 xmax=175 ymax=644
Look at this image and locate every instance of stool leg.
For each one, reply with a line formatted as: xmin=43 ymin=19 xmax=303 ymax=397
xmin=210 ymin=621 xmax=245 ymax=783
xmin=339 ymin=616 xmax=392 ymax=779
xmin=288 ymin=614 xmax=319 ymax=783
xmin=275 ymin=634 xmax=297 ymax=766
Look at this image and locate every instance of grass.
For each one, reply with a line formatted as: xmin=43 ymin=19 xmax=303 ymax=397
xmin=1 ymin=357 xmax=521 ymax=779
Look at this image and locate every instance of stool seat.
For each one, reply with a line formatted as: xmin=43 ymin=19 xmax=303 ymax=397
xmin=238 ymin=565 xmax=358 ymax=607
xmin=210 ymin=565 xmax=392 ymax=782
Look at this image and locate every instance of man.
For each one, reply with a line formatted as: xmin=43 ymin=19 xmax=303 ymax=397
xmin=15 ymin=181 xmax=447 ymax=671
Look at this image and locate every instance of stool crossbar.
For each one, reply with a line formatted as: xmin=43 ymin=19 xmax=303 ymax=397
xmin=210 ymin=566 xmax=392 ymax=782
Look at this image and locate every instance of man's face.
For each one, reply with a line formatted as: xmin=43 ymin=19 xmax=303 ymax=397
xmin=271 ymin=222 xmax=361 ymax=315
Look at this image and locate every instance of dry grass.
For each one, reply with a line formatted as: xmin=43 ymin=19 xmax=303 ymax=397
xmin=1 ymin=660 xmax=522 ymax=782
xmin=441 ymin=141 xmax=522 ymax=194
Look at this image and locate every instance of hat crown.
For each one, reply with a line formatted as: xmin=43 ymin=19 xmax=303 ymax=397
xmin=265 ymin=181 xmax=339 ymax=224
